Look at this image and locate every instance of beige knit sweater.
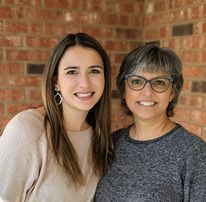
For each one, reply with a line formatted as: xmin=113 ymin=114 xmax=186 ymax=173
xmin=0 ymin=109 xmax=99 ymax=202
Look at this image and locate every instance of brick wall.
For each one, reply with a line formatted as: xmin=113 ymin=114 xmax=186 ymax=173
xmin=0 ymin=0 xmax=205 ymax=141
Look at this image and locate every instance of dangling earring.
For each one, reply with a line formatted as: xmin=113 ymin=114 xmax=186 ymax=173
xmin=54 ymin=89 xmax=63 ymax=105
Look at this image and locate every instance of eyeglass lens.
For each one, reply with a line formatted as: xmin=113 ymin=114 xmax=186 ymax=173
xmin=127 ymin=76 xmax=172 ymax=92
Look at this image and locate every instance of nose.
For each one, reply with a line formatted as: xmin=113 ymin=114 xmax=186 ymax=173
xmin=79 ymin=73 xmax=90 ymax=87
xmin=141 ymin=82 xmax=153 ymax=95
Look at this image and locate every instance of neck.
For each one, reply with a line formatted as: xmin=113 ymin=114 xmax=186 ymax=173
xmin=63 ymin=109 xmax=90 ymax=132
xmin=131 ymin=116 xmax=175 ymax=141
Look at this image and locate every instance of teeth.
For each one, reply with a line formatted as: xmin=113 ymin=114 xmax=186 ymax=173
xmin=76 ymin=92 xmax=92 ymax=98
xmin=139 ymin=101 xmax=155 ymax=106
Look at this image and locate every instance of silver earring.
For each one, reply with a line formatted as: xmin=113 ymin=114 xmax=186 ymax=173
xmin=54 ymin=91 xmax=63 ymax=105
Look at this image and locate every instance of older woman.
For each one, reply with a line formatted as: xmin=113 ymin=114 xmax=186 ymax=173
xmin=95 ymin=45 xmax=206 ymax=201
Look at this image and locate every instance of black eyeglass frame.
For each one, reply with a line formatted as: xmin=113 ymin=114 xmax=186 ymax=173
xmin=124 ymin=74 xmax=174 ymax=93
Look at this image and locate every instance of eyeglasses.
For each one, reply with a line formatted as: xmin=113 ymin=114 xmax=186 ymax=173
xmin=125 ymin=75 xmax=174 ymax=93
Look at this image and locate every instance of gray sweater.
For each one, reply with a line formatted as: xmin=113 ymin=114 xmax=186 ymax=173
xmin=95 ymin=124 xmax=206 ymax=202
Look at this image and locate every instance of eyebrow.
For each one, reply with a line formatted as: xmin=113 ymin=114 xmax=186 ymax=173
xmin=64 ymin=65 xmax=103 ymax=71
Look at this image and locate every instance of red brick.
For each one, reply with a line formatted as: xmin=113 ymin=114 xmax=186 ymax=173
xmin=4 ymin=0 xmax=15 ymax=4
xmin=169 ymin=10 xmax=187 ymax=23
xmin=0 ymin=103 xmax=4 ymax=114
xmin=6 ymin=50 xmax=43 ymax=61
xmin=160 ymin=27 xmax=168 ymax=38
xmin=7 ymin=76 xmax=41 ymax=87
xmin=67 ymin=12 xmax=102 ymax=25
xmin=26 ymin=37 xmax=58 ymax=48
xmin=144 ymin=15 xmax=165 ymax=26
xmin=102 ymin=14 xmax=118 ymax=25
xmin=193 ymin=22 xmax=203 ymax=34
xmin=0 ymin=7 xmax=12 ymax=19
xmin=24 ymin=8 xmax=62 ymax=21
xmin=187 ymin=6 xmax=199 ymax=20
xmin=45 ymin=23 xmax=78 ymax=36
xmin=183 ymin=65 xmax=206 ymax=78
xmin=181 ymin=50 xmax=201 ymax=63
xmin=7 ymin=103 xmax=38 ymax=115
xmin=0 ymin=63 xmax=24 ymax=74
xmin=119 ymin=15 xmax=129 ymax=26
xmin=82 ymin=0 xmax=111 ymax=12
xmin=191 ymin=36 xmax=206 ymax=49
xmin=114 ymin=53 xmax=126 ymax=64
xmin=4 ymin=0 xmax=40 ymax=6
xmin=175 ymin=0 xmax=185 ymax=7
xmin=82 ymin=27 xmax=113 ymax=38
xmin=185 ymin=0 xmax=195 ymax=4
xmin=154 ymin=0 xmax=166 ymax=12
xmin=0 ymin=89 xmax=25 ymax=101
xmin=129 ymin=16 xmax=143 ymax=27
xmin=105 ymin=40 xmax=128 ymax=52
xmin=26 ymin=88 xmax=42 ymax=100
xmin=115 ymin=28 xmax=142 ymax=40
xmin=182 ymin=38 xmax=193 ymax=49
xmin=0 ymin=49 xmax=3 ymax=60
xmin=45 ymin=0 xmax=79 ymax=9
xmin=28 ymin=23 xmax=43 ymax=34
xmin=0 ymin=21 xmax=3 ymax=32
xmin=6 ymin=22 xmax=28 ymax=33
xmin=182 ymin=80 xmax=191 ymax=92
xmin=133 ymin=1 xmax=144 ymax=13
xmin=179 ymin=95 xmax=203 ymax=108
xmin=203 ymin=4 xmax=206 ymax=17
xmin=0 ymin=36 xmax=22 ymax=47
xmin=201 ymin=112 xmax=206 ymax=124
xmin=145 ymin=28 xmax=159 ymax=40
xmin=111 ymin=65 xmax=119 ymax=77
xmin=119 ymin=3 xmax=135 ymax=13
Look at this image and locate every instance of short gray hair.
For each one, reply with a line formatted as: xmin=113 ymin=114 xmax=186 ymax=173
xmin=117 ymin=45 xmax=183 ymax=117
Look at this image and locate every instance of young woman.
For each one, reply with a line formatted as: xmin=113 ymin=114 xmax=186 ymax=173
xmin=95 ymin=45 xmax=206 ymax=201
xmin=0 ymin=33 xmax=114 ymax=201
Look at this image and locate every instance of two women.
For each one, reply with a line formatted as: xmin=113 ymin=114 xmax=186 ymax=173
xmin=0 ymin=33 xmax=114 ymax=201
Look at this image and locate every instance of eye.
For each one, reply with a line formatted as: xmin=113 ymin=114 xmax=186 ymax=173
xmin=90 ymin=69 xmax=100 ymax=74
xmin=130 ymin=77 xmax=144 ymax=85
xmin=154 ymin=79 xmax=167 ymax=86
xmin=89 ymin=67 xmax=103 ymax=74
xmin=65 ymin=70 xmax=77 ymax=75
xmin=155 ymin=79 xmax=165 ymax=85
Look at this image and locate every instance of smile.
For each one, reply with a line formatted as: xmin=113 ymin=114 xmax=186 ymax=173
xmin=75 ymin=92 xmax=94 ymax=98
xmin=138 ymin=101 xmax=156 ymax=106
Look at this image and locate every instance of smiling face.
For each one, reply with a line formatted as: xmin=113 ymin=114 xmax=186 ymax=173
xmin=55 ymin=46 xmax=105 ymax=115
xmin=125 ymin=71 xmax=174 ymax=122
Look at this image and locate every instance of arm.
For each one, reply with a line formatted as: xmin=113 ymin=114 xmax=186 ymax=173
xmin=184 ymin=140 xmax=206 ymax=201
xmin=0 ymin=111 xmax=43 ymax=202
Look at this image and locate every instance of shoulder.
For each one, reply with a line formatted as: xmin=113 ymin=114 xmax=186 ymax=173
xmin=172 ymin=125 xmax=206 ymax=158
xmin=1 ymin=108 xmax=45 ymax=145
xmin=112 ymin=125 xmax=131 ymax=143
xmin=174 ymin=125 xmax=206 ymax=147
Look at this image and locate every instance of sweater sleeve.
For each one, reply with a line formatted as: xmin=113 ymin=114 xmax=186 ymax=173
xmin=184 ymin=139 xmax=206 ymax=201
xmin=0 ymin=110 xmax=44 ymax=202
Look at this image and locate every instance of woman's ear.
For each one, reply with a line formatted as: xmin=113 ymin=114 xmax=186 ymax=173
xmin=54 ymin=77 xmax=60 ymax=91
xmin=169 ymin=86 xmax=175 ymax=102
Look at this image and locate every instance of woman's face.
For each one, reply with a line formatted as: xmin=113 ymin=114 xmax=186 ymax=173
xmin=56 ymin=45 xmax=105 ymax=115
xmin=125 ymin=70 xmax=174 ymax=122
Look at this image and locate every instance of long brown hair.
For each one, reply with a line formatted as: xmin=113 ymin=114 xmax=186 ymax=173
xmin=41 ymin=33 xmax=114 ymax=185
